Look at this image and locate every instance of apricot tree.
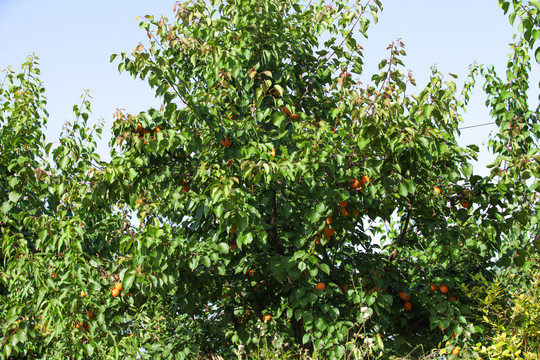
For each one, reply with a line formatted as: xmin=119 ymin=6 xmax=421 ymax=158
xmin=2 ymin=0 xmax=540 ymax=359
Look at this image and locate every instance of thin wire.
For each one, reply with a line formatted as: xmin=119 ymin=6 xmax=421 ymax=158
xmin=458 ymin=122 xmax=497 ymax=130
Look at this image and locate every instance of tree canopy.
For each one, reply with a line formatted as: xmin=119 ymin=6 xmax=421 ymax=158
xmin=1 ymin=0 xmax=540 ymax=359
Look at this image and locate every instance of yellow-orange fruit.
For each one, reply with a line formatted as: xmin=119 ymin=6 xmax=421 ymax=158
xmin=398 ymin=291 xmax=410 ymax=301
xmin=324 ymin=226 xmax=334 ymax=237
xmin=361 ymin=175 xmax=370 ymax=187
xmin=221 ymin=136 xmax=231 ymax=147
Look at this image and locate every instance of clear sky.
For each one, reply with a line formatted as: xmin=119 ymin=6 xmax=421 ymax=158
xmin=1 ymin=0 xmax=538 ymax=175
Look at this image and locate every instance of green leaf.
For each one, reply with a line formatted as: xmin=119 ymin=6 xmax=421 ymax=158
xmin=217 ymin=242 xmax=228 ymax=253
xmin=398 ymin=182 xmax=408 ymax=197
xmin=8 ymin=191 xmax=21 ymax=203
xmin=1 ymin=201 xmax=12 ymax=214
xmin=123 ymin=271 xmax=135 ymax=291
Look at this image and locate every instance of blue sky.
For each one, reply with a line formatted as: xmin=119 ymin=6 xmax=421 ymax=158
xmin=1 ymin=0 xmax=537 ymax=174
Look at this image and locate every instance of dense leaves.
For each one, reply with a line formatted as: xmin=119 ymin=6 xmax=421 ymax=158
xmin=1 ymin=0 xmax=540 ymax=359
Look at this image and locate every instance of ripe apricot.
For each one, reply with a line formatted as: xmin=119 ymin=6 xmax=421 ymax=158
xmin=246 ymin=269 xmax=254 ymax=277
xmin=398 ymin=291 xmax=410 ymax=301
xmin=136 ymin=124 xmax=147 ymax=135
xmin=271 ymin=148 xmax=276 ymax=157
xmin=326 ymin=216 xmax=332 ymax=225
xmin=226 ymin=159 xmax=232 ymax=167
xmin=236 ymin=317 xmax=242 ymax=323
xmin=315 ymin=235 xmax=322 ymax=245
xmin=339 ymin=200 xmax=348 ymax=207
xmin=227 ymin=114 xmax=233 ymax=120
xmin=221 ymin=136 xmax=231 ymax=147
xmin=230 ymin=244 xmax=238 ymax=251
xmin=230 ymin=224 xmax=237 ymax=234
xmin=460 ymin=200 xmax=470 ymax=209
xmin=449 ymin=296 xmax=457 ymax=302
xmin=246 ymin=309 xmax=252 ymax=316
xmin=183 ymin=185 xmax=190 ymax=193
xmin=341 ymin=208 xmax=349 ymax=216
xmin=361 ymin=175 xmax=370 ymax=187
xmin=282 ymin=106 xmax=292 ymax=117
xmin=114 ymin=282 xmax=123 ymax=292
xmin=350 ymin=179 xmax=360 ymax=189
xmin=430 ymin=284 xmax=439 ymax=291
xmin=451 ymin=347 xmax=459 ymax=356
xmin=315 ymin=282 xmax=325 ymax=290
xmin=111 ymin=288 xmax=120 ymax=297
xmin=263 ymin=314 xmax=272 ymax=322
xmin=324 ymin=226 xmax=334 ymax=237
xmin=403 ymin=301 xmax=412 ymax=311
xmin=434 ymin=186 xmax=441 ymax=195
xmin=87 ymin=310 xmax=94 ymax=319
xmin=290 ymin=113 xmax=298 ymax=120
xmin=80 ymin=290 xmax=87 ymax=298
xmin=353 ymin=209 xmax=360 ymax=216
xmin=440 ymin=284 xmax=449 ymax=294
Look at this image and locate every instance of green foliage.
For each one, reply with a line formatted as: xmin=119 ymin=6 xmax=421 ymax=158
xmin=462 ymin=263 xmax=540 ymax=359
xmin=499 ymin=0 xmax=540 ymax=63
xmin=1 ymin=0 xmax=540 ymax=359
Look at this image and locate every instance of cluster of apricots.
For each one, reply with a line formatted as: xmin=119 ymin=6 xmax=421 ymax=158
xmin=74 ymin=321 xmax=89 ymax=332
xmin=111 ymin=282 xmax=123 ymax=297
xmin=350 ymin=175 xmax=370 ymax=193
xmin=315 ymin=175 xmax=369 ymax=246
xmin=398 ymin=291 xmax=412 ymax=311
xmin=133 ymin=124 xmax=162 ymax=144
